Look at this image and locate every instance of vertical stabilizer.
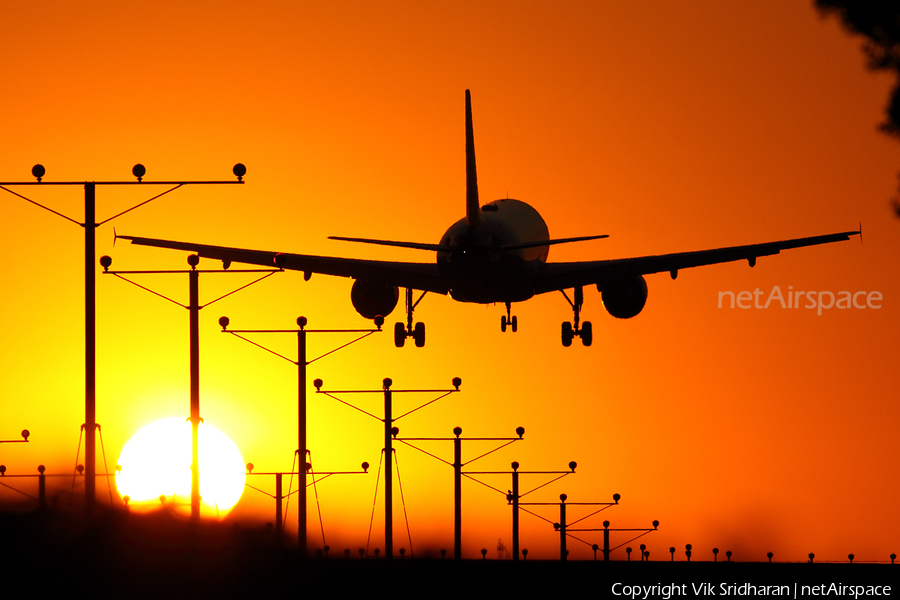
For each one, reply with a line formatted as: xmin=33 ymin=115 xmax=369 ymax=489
xmin=465 ymin=90 xmax=482 ymax=227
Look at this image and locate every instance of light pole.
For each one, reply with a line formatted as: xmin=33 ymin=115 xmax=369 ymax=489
xmin=315 ymin=377 xmax=462 ymax=559
xmin=522 ymin=492 xmax=626 ymax=561
xmin=1 ymin=163 xmax=245 ymax=511
xmin=498 ymin=461 xmax=577 ymax=560
xmin=103 ymin=252 xmax=278 ymax=519
xmin=571 ymin=519 xmax=659 ymax=562
xmin=218 ymin=315 xmax=381 ymax=553
xmin=0 ymin=463 xmax=119 ymax=508
xmin=395 ymin=426 xmax=526 ymax=559
xmin=243 ymin=461 xmax=369 ymax=541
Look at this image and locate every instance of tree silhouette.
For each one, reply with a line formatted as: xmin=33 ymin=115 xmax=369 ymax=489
xmin=816 ymin=1 xmax=900 ymax=215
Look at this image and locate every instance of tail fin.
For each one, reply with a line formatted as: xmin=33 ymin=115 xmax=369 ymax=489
xmin=465 ymin=90 xmax=482 ymax=227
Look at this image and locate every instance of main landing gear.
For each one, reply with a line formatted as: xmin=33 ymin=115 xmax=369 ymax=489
xmin=560 ymin=286 xmax=592 ymax=347
xmin=395 ymin=288 xmax=427 ymax=348
xmin=500 ymin=301 xmax=518 ymax=333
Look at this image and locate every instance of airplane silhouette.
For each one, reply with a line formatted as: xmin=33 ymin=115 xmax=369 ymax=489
xmin=119 ymin=90 xmax=860 ymax=348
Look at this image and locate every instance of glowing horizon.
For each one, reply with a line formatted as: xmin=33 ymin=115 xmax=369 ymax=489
xmin=1 ymin=1 xmax=898 ymax=562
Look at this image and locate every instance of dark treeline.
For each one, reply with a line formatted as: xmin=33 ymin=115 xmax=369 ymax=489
xmin=1 ymin=509 xmax=896 ymax=597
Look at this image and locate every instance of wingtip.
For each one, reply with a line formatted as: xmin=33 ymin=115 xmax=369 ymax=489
xmin=859 ymin=221 xmax=863 ymax=244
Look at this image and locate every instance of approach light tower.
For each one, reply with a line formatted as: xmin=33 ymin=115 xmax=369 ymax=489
xmin=315 ymin=377 xmax=462 ymax=559
xmin=1 ymin=163 xmax=246 ymax=511
xmin=103 ymin=248 xmax=279 ymax=520
xmin=218 ymin=315 xmax=382 ymax=552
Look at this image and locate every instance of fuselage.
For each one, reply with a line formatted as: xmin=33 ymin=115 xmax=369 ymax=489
xmin=437 ymin=198 xmax=550 ymax=303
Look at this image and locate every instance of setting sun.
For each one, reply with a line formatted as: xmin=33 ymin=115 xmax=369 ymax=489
xmin=115 ymin=417 xmax=246 ymax=517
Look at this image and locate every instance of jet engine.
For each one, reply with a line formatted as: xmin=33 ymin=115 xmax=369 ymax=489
xmin=350 ymin=280 xmax=399 ymax=320
xmin=599 ymin=275 xmax=648 ymax=319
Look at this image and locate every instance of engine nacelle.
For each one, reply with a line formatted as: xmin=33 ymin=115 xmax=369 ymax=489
xmin=599 ymin=275 xmax=648 ymax=319
xmin=350 ymin=280 xmax=399 ymax=320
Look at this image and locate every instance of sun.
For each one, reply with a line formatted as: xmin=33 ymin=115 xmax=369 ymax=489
xmin=115 ymin=417 xmax=246 ymax=517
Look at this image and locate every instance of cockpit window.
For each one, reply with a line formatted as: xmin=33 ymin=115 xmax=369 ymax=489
xmin=481 ymin=204 xmax=499 ymax=212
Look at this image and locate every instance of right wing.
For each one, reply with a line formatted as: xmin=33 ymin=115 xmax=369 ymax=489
xmin=533 ymin=230 xmax=860 ymax=294
xmin=117 ymin=235 xmax=450 ymax=294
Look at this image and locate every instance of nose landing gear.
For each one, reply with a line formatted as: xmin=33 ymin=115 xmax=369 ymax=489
xmin=560 ymin=286 xmax=592 ymax=347
xmin=500 ymin=301 xmax=518 ymax=333
xmin=395 ymin=288 xmax=427 ymax=348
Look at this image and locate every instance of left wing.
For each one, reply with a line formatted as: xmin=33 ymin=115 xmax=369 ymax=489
xmin=533 ymin=230 xmax=860 ymax=294
xmin=117 ymin=235 xmax=450 ymax=294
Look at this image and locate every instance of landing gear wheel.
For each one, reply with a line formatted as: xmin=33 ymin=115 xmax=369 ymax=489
xmin=561 ymin=322 xmax=574 ymax=347
xmin=581 ymin=321 xmax=592 ymax=347
xmin=394 ymin=322 xmax=406 ymax=348
xmin=413 ymin=322 xmax=426 ymax=347
xmin=502 ymin=302 xmax=518 ymax=334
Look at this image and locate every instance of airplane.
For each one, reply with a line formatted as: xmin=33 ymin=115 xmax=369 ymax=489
xmin=119 ymin=90 xmax=860 ymax=348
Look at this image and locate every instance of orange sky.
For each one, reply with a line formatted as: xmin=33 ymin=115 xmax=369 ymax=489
xmin=1 ymin=1 xmax=899 ymax=562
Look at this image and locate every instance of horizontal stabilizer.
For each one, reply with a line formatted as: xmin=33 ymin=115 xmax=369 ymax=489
xmin=498 ymin=234 xmax=609 ymax=252
xmin=329 ymin=236 xmax=453 ymax=252
xmin=329 ymin=233 xmax=608 ymax=253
